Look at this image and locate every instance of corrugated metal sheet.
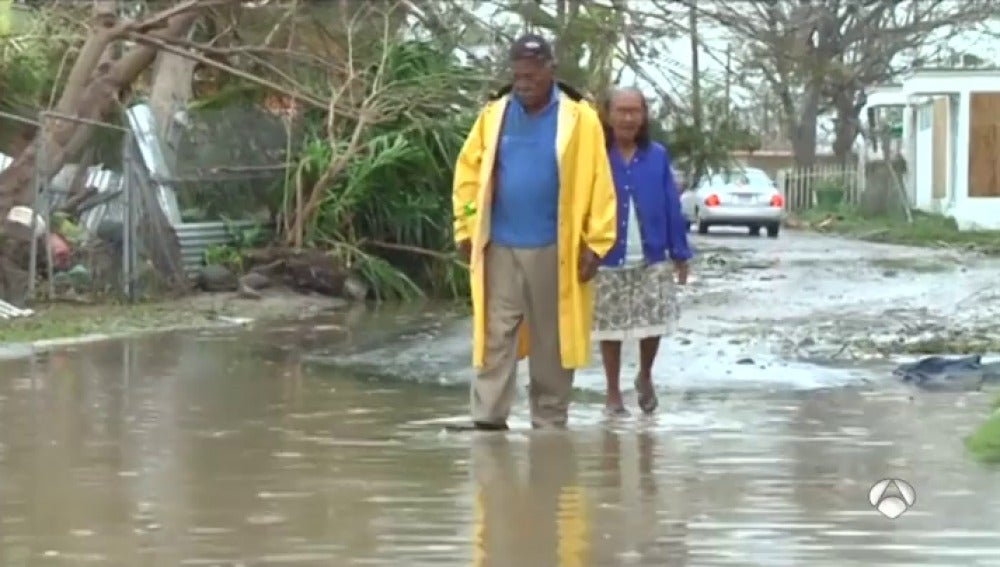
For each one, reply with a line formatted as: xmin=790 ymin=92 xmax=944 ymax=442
xmin=3 ymin=109 xmax=273 ymax=282
xmin=0 ymin=298 xmax=33 ymax=319
xmin=176 ymin=220 xmax=271 ymax=276
xmin=0 ymin=152 xmax=123 ymax=238
xmin=126 ymin=103 xmax=183 ymax=225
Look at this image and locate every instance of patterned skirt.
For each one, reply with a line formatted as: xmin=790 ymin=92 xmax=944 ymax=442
xmin=592 ymin=261 xmax=680 ymax=341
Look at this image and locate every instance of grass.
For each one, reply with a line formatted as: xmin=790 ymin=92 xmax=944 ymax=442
xmin=0 ymin=302 xmax=216 ymax=344
xmin=966 ymin=406 xmax=1000 ymax=464
xmin=791 ymin=206 xmax=1000 ymax=255
xmin=889 ymin=337 xmax=1000 ymax=355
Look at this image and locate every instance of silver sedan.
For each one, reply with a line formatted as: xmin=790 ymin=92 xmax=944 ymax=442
xmin=679 ymin=168 xmax=785 ymax=237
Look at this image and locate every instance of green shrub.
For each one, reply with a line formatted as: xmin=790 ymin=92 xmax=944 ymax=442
xmin=965 ymin=409 xmax=1000 ymax=464
xmin=814 ymin=178 xmax=847 ymax=210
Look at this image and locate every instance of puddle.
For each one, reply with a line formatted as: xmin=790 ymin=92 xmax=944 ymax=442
xmin=0 ymin=329 xmax=997 ymax=565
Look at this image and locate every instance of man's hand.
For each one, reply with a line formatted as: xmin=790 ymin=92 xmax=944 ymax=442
xmin=673 ymin=261 xmax=689 ymax=285
xmin=578 ymin=246 xmax=600 ymax=283
xmin=456 ymin=239 xmax=472 ymax=263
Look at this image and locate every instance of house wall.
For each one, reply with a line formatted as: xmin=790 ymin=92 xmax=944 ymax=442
xmin=901 ymin=71 xmax=1000 ymax=230
xmin=902 ymin=105 xmax=916 ymax=205
xmin=931 ymin=97 xmax=949 ymax=200
xmin=913 ymin=102 xmax=935 ymax=211
xmin=945 ymin=89 xmax=1000 ymax=230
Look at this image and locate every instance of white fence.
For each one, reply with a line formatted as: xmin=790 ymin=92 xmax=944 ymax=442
xmin=777 ymin=164 xmax=863 ymax=211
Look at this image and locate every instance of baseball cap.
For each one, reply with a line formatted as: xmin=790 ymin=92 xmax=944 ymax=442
xmin=509 ymin=33 xmax=554 ymax=63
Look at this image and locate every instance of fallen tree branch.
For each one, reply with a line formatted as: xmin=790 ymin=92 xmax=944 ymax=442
xmin=125 ymin=30 xmax=329 ymax=110
xmin=365 ymin=240 xmax=459 ymax=261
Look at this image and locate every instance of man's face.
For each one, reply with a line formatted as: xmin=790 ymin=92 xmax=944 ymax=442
xmin=511 ymin=58 xmax=552 ymax=107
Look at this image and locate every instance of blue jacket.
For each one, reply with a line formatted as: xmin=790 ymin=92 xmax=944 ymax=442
xmin=600 ymin=142 xmax=693 ymax=267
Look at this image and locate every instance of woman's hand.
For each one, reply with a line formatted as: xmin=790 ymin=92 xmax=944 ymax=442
xmin=673 ymin=261 xmax=689 ymax=285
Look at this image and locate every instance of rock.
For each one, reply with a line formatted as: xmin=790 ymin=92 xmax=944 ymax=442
xmin=243 ymin=247 xmax=348 ymax=297
xmin=0 ymin=256 xmax=29 ymax=305
xmin=197 ymin=264 xmax=238 ymax=292
xmin=783 ymin=217 xmax=805 ymax=229
xmin=96 ymin=219 xmax=124 ymax=246
xmin=237 ymin=282 xmax=263 ymax=300
xmin=240 ymin=271 xmax=272 ymax=291
xmin=342 ymin=274 xmax=369 ymax=302
xmin=53 ymin=264 xmax=91 ymax=291
xmin=736 ymin=357 xmax=755 ymax=365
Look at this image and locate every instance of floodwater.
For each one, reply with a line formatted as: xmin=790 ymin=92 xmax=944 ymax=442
xmin=2 ymin=232 xmax=1000 ymax=566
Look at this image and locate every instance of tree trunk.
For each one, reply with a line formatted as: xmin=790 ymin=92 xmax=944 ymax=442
xmin=788 ymin=84 xmax=821 ymax=168
xmin=56 ymin=1 xmax=120 ymax=116
xmin=148 ymin=27 xmax=198 ymax=173
xmin=831 ymin=87 xmax=860 ymax=164
xmin=0 ymin=10 xmax=202 ymax=222
xmin=149 ymin=50 xmax=197 ymax=136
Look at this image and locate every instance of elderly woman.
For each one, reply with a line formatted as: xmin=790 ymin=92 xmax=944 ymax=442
xmin=593 ymin=87 xmax=693 ymax=417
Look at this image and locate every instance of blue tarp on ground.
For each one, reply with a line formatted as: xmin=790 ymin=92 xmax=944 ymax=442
xmin=894 ymin=354 xmax=1000 ymax=391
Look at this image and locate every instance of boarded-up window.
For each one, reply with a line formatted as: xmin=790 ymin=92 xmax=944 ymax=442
xmin=967 ymin=93 xmax=1000 ymax=197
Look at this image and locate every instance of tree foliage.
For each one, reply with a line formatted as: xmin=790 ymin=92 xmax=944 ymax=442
xmin=684 ymin=0 xmax=996 ymax=165
xmin=0 ymin=0 xmax=771 ymax=300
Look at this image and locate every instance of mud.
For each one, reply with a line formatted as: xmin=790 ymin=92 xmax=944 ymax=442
xmin=682 ymin=230 xmax=1000 ymax=363
xmin=319 ymin=229 xmax=1000 ymax=391
xmin=0 ymin=288 xmax=349 ymax=348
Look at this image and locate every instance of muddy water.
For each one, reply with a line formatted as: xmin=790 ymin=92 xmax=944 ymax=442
xmin=0 ymin=316 xmax=999 ymax=566
xmin=3 ymin=232 xmax=1000 ymax=566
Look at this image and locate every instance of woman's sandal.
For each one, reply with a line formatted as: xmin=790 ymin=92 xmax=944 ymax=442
xmin=634 ymin=377 xmax=659 ymax=414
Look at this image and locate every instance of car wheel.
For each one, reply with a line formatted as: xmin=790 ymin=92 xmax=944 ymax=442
xmin=748 ymin=224 xmax=761 ymax=236
xmin=695 ymin=208 xmax=710 ymax=234
xmin=766 ymin=223 xmax=780 ymax=238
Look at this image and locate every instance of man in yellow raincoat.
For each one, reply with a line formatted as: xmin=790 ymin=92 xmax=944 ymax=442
xmin=452 ymin=34 xmax=617 ymax=430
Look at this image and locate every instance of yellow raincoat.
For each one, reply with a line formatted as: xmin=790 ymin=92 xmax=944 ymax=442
xmin=452 ymin=85 xmax=617 ymax=369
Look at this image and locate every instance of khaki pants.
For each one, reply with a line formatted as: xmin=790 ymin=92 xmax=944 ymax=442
xmin=473 ymin=244 xmax=574 ymax=428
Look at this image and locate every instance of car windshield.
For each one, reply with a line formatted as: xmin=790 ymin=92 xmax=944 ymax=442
xmin=706 ymin=170 xmax=773 ymax=189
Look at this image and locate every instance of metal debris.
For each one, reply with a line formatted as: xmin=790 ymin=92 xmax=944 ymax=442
xmin=0 ymin=299 xmax=34 ymax=320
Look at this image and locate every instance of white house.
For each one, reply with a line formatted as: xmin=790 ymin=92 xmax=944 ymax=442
xmin=862 ymin=69 xmax=1000 ymax=230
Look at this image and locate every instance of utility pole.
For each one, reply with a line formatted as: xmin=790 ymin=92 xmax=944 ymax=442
xmin=688 ymin=4 xmax=702 ymax=132
xmin=724 ymin=43 xmax=732 ymax=116
xmin=763 ymin=91 xmax=771 ymax=147
xmin=688 ymin=3 xmax=703 ymax=185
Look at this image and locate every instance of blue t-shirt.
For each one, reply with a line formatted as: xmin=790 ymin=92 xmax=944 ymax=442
xmin=490 ymin=86 xmax=561 ymax=248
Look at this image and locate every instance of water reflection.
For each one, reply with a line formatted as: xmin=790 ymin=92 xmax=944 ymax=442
xmin=2 ymin=323 xmax=1000 ymax=565
xmin=470 ymin=431 xmax=692 ymax=567
xmin=471 ymin=433 xmax=591 ymax=567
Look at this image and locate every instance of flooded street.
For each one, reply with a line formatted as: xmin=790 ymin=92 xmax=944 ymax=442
xmin=2 ymin=231 xmax=1000 ymax=566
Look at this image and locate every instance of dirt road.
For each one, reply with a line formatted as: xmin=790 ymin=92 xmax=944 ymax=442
xmin=684 ymin=228 xmax=1000 ymax=359
xmin=318 ymin=228 xmax=1000 ymax=394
